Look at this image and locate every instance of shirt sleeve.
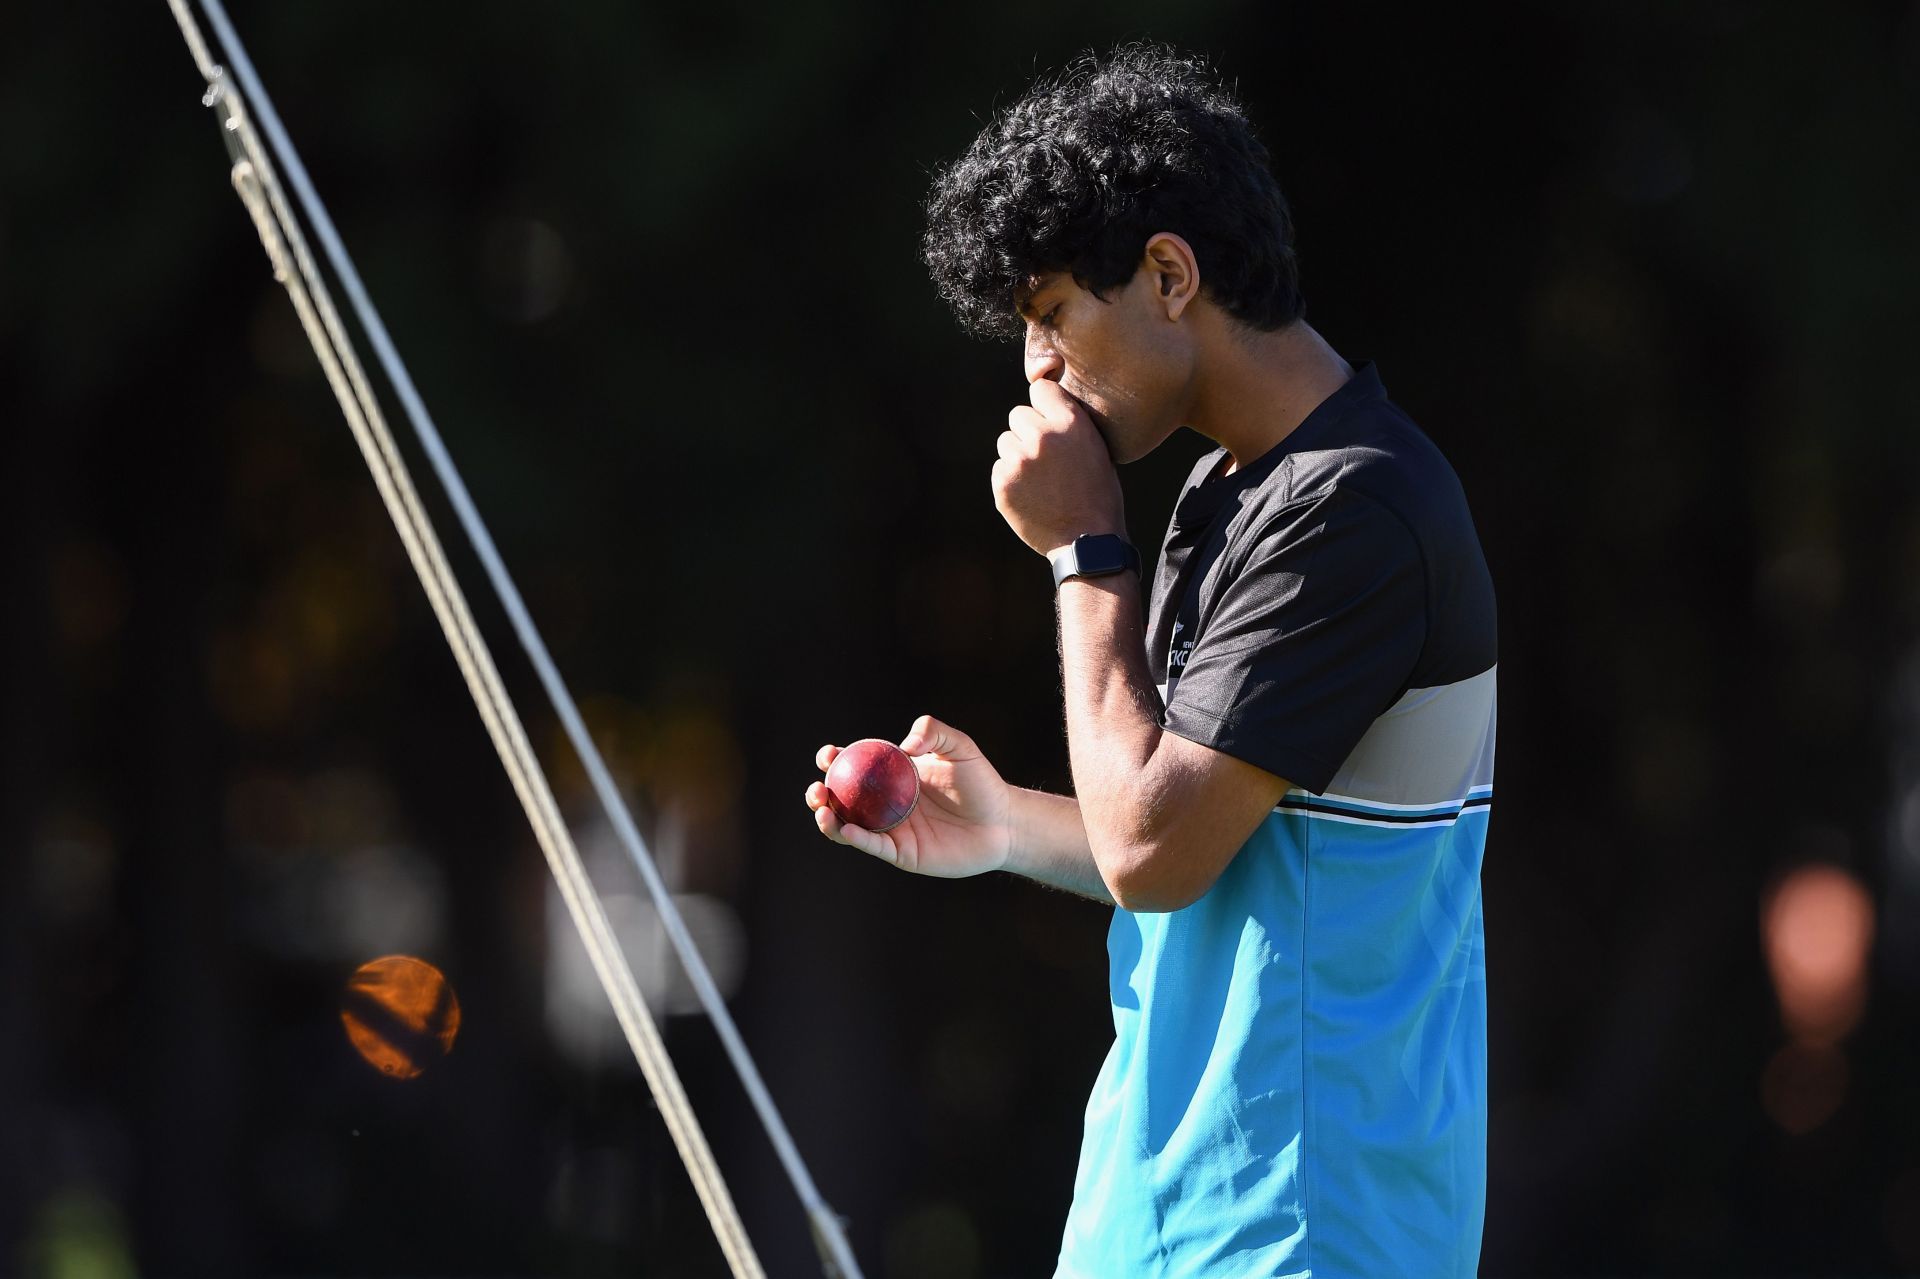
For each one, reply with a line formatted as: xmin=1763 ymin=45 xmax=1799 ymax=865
xmin=1161 ymin=488 xmax=1425 ymax=794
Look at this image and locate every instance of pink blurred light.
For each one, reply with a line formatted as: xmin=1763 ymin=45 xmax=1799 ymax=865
xmin=1762 ymin=864 xmax=1875 ymax=1045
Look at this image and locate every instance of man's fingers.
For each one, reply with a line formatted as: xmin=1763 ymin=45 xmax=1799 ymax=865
xmin=1006 ymin=404 xmax=1046 ymax=446
xmin=1028 ymin=376 xmax=1081 ymax=423
xmin=814 ymin=804 xmax=898 ymax=864
xmin=991 ymin=458 xmax=1014 ymax=509
xmin=844 ymin=823 xmax=899 ymax=863
xmin=901 ymin=713 xmax=970 ymax=759
xmin=808 ymin=780 xmax=902 ymax=863
xmin=815 ymin=743 xmax=840 ymax=772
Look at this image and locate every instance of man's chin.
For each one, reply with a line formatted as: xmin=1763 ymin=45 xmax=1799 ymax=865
xmin=1108 ymin=421 xmax=1184 ymax=466
xmin=1093 ymin=415 xmax=1163 ymax=466
xmin=1073 ymin=395 xmax=1154 ymax=464
xmin=1086 ymin=409 xmax=1130 ymax=462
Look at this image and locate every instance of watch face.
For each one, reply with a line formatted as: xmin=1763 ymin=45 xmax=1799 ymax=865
xmin=1074 ymin=535 xmax=1131 ymax=576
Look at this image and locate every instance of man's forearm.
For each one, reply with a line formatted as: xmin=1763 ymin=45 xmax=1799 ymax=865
xmin=998 ymin=568 xmax=1159 ymax=906
xmin=1056 ymin=573 xmax=1174 ymax=898
xmin=1003 ymin=787 xmax=1112 ymax=903
xmin=1052 ymin=569 xmax=1294 ymax=912
xmin=1000 ymin=573 xmax=1172 ymax=907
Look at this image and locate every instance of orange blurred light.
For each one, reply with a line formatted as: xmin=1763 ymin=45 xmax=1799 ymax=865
xmin=1761 ymin=864 xmax=1874 ymax=1045
xmin=340 ymin=955 xmax=460 ymax=1080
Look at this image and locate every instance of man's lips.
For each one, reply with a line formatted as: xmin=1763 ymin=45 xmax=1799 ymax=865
xmin=1058 ymin=384 xmax=1108 ymax=431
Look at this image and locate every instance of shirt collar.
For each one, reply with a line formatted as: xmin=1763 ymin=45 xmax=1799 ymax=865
xmin=1172 ymin=361 xmax=1385 ymax=529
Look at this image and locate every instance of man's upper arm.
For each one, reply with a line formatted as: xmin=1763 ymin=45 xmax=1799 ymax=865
xmin=1163 ymin=488 xmax=1426 ymax=794
xmin=1105 ymin=732 xmax=1290 ymax=913
xmin=1115 ymin=488 xmax=1426 ymax=911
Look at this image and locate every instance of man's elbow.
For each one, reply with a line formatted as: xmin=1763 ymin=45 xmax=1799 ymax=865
xmin=1099 ymin=841 xmax=1220 ymax=914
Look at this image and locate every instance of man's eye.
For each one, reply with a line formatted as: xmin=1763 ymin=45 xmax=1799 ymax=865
xmin=1040 ymin=307 xmax=1061 ymax=329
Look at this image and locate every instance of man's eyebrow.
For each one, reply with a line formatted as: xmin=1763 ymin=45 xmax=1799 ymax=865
xmin=1013 ymin=283 xmax=1053 ymax=321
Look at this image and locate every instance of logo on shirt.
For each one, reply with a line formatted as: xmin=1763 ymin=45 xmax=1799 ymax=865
xmin=1169 ymin=619 xmax=1195 ymax=671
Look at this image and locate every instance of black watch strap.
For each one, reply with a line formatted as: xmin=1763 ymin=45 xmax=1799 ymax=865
xmin=1048 ymin=534 xmax=1142 ymax=589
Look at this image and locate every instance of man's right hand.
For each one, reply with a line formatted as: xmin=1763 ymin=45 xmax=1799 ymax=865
xmin=805 ymin=715 xmax=1013 ymax=878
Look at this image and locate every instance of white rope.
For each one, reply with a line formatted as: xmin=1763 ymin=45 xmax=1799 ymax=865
xmin=196 ymin=71 xmax=770 ymax=1279
xmin=164 ymin=3 xmax=864 ymax=1275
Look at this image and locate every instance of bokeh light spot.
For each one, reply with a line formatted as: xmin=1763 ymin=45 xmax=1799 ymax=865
xmin=1758 ymin=1040 xmax=1848 ymax=1135
xmin=340 ymin=955 xmax=460 ymax=1080
xmin=1761 ymin=864 xmax=1875 ymax=1045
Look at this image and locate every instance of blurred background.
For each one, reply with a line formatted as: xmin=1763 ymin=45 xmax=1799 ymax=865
xmin=4 ymin=1 xmax=1918 ymax=1274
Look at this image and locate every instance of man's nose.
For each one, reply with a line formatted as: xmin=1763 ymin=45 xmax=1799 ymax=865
xmin=1024 ymin=329 xmax=1063 ymax=385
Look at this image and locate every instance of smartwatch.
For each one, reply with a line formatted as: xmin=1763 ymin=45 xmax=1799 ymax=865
xmin=1048 ymin=534 xmax=1142 ymax=589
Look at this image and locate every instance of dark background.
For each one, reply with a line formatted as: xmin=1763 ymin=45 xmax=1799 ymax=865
xmin=5 ymin=1 xmax=1919 ymax=1275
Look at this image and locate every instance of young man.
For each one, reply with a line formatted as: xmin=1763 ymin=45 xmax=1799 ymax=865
xmin=804 ymin=45 xmax=1495 ymax=1278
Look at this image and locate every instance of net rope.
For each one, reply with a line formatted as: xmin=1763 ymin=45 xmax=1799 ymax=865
xmin=162 ymin=4 xmax=863 ymax=1275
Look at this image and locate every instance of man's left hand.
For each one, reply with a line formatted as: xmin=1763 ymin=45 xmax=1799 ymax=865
xmin=992 ymin=379 xmax=1127 ymax=556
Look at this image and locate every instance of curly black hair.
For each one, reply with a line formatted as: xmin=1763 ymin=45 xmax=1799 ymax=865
xmin=924 ymin=44 xmax=1304 ymax=340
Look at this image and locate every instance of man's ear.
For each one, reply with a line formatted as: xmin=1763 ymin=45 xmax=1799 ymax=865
xmin=1142 ymin=233 xmax=1200 ymax=322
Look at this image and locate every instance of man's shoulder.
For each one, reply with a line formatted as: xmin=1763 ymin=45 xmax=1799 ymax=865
xmin=1271 ymin=395 xmax=1448 ymax=496
xmin=1251 ymin=400 xmax=1475 ymax=552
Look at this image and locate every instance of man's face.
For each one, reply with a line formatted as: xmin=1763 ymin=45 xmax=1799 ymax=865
xmin=1017 ymin=267 xmax=1191 ymax=465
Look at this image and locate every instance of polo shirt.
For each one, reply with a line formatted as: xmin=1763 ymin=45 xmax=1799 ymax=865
xmin=1055 ymin=363 xmax=1497 ymax=1278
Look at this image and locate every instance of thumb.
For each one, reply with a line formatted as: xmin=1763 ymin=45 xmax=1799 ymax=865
xmin=901 ymin=714 xmax=971 ymax=758
xmin=1027 ymin=376 xmax=1081 ymax=425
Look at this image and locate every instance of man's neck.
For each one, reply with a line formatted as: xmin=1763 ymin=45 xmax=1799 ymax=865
xmin=1187 ymin=319 xmax=1353 ymax=474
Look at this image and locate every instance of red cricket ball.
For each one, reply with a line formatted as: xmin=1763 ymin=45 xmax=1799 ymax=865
xmin=824 ymin=738 xmax=920 ymax=833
